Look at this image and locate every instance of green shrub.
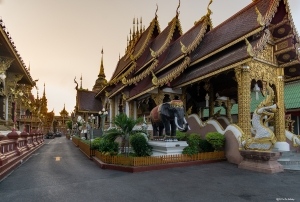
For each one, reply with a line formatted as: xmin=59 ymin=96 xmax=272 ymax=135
xmin=187 ymin=133 xmax=201 ymax=147
xmin=130 ymin=133 xmax=152 ymax=157
xmin=90 ymin=138 xmax=101 ymax=150
xmin=198 ymin=139 xmax=214 ymax=152
xmin=98 ymin=138 xmax=119 ymax=156
xmin=182 ymin=146 xmax=198 ymax=156
xmin=205 ymin=132 xmax=225 ymax=151
xmin=176 ymin=130 xmax=187 ymax=141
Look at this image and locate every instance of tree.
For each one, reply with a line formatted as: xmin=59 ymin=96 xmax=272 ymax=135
xmin=104 ymin=113 xmax=144 ymax=156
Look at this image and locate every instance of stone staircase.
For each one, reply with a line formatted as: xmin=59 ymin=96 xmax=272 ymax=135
xmin=277 ymin=151 xmax=300 ymax=171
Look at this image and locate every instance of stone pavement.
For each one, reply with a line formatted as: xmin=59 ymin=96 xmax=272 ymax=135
xmin=0 ymin=136 xmax=299 ymax=202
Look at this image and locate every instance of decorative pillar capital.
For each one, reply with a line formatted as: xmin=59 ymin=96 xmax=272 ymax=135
xmin=0 ymin=56 xmax=14 ymax=74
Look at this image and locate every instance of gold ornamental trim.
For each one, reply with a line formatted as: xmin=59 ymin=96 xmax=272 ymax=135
xmin=126 ymin=59 xmax=159 ymax=85
xmin=285 ymin=76 xmax=300 ymax=82
xmin=152 ymin=16 xmax=183 ymax=59
xmin=280 ymin=60 xmax=300 ymax=68
xmin=274 ymin=47 xmax=295 ymax=56
xmin=263 ymin=0 xmax=280 ymax=27
xmin=190 ymin=27 xmax=262 ymax=66
xmin=274 ymin=34 xmax=293 ymax=44
xmin=175 ymin=58 xmax=252 ymax=88
xmin=157 ymin=57 xmax=191 ymax=86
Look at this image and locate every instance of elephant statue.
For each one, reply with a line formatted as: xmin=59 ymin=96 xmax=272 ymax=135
xmin=150 ymin=100 xmax=190 ymax=140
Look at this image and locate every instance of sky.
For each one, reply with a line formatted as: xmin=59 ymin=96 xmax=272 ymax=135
xmin=0 ymin=0 xmax=299 ymax=115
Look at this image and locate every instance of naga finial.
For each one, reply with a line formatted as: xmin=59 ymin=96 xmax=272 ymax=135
xmin=74 ymin=76 xmax=78 ymax=90
xmin=206 ymin=0 xmax=213 ymax=16
xmin=245 ymin=38 xmax=254 ymax=57
xmin=176 ymin=0 xmax=181 ymax=16
xmin=255 ymin=6 xmax=265 ymax=27
xmin=155 ymin=4 xmax=158 ymax=17
xmin=151 ymin=70 xmax=158 ymax=86
xmin=122 ymin=75 xmax=127 ymax=85
xmin=180 ymin=41 xmax=187 ymax=54
xmin=150 ymin=48 xmax=156 ymax=58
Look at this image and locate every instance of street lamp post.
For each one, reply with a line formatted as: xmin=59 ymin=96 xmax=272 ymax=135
xmin=98 ymin=108 xmax=108 ymax=137
xmin=88 ymin=114 xmax=95 ymax=140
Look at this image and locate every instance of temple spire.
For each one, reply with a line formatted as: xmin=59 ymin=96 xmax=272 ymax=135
xmin=43 ymin=83 xmax=46 ymax=97
xmin=98 ymin=48 xmax=106 ymax=79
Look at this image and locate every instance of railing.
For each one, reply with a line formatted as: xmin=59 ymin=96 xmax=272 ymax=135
xmin=78 ymin=141 xmax=95 ymax=157
xmin=0 ymin=133 xmax=44 ymax=167
xmin=72 ymin=136 xmax=80 ymax=146
xmin=95 ymin=151 xmax=225 ymax=167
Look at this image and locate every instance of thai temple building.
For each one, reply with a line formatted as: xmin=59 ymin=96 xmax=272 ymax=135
xmin=0 ymin=17 xmax=53 ymax=135
xmin=74 ymin=0 xmax=300 ymax=164
xmin=53 ymin=104 xmax=71 ymax=135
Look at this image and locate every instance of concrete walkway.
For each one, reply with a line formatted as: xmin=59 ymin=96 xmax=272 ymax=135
xmin=0 ymin=136 xmax=299 ymax=202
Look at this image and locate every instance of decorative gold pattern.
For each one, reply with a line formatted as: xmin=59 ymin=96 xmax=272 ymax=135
xmin=151 ymin=70 xmax=158 ymax=86
xmin=156 ymin=57 xmax=191 ymax=86
xmin=263 ymin=0 xmax=280 ymax=27
xmin=180 ymin=41 xmax=187 ymax=54
xmin=126 ymin=59 xmax=159 ymax=85
xmin=276 ymin=40 xmax=289 ymax=51
xmin=248 ymin=60 xmax=277 ymax=85
xmin=282 ymin=54 xmax=290 ymax=60
xmin=235 ymin=66 xmax=251 ymax=139
xmin=283 ymin=0 xmax=300 ymax=46
xmin=255 ymin=43 xmax=274 ymax=64
xmin=280 ymin=60 xmax=300 ymax=68
xmin=170 ymin=100 xmax=183 ymax=108
xmin=274 ymin=75 xmax=286 ymax=142
xmin=0 ymin=56 xmax=14 ymax=74
xmin=288 ymin=67 xmax=296 ymax=73
xmin=278 ymin=27 xmax=286 ymax=35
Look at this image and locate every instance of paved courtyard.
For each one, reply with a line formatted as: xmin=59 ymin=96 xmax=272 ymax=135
xmin=0 ymin=137 xmax=299 ymax=202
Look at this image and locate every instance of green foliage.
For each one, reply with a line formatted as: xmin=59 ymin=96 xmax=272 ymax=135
xmin=66 ymin=120 xmax=72 ymax=130
xmin=187 ymin=133 xmax=201 ymax=147
xmin=182 ymin=146 xmax=199 ymax=156
xmin=182 ymin=134 xmax=201 ymax=156
xmin=206 ymin=132 xmax=225 ymax=151
xmin=104 ymin=113 xmax=144 ymax=156
xmin=130 ymin=133 xmax=152 ymax=157
xmin=198 ymin=139 xmax=214 ymax=152
xmin=98 ymin=138 xmax=119 ymax=156
xmin=176 ymin=130 xmax=187 ymax=141
xmin=90 ymin=137 xmax=101 ymax=150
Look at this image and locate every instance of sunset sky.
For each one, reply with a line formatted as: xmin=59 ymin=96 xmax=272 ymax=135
xmin=0 ymin=0 xmax=299 ymax=115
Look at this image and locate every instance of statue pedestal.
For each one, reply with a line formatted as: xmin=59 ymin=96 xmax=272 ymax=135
xmin=148 ymin=141 xmax=188 ymax=156
xmin=238 ymin=150 xmax=284 ymax=173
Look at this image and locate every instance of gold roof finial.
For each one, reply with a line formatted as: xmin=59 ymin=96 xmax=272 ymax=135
xmin=43 ymin=82 xmax=46 ymax=97
xmin=245 ymin=38 xmax=254 ymax=57
xmin=133 ymin=17 xmax=135 ymax=37
xmin=136 ymin=18 xmax=139 ymax=37
xmin=28 ymin=62 xmax=30 ymax=72
xmin=255 ymin=6 xmax=265 ymax=27
xmin=155 ymin=4 xmax=158 ymax=17
xmin=80 ymin=74 xmax=82 ymax=89
xmin=140 ymin=17 xmax=143 ymax=34
xmin=176 ymin=0 xmax=181 ymax=16
xmin=206 ymin=0 xmax=213 ymax=16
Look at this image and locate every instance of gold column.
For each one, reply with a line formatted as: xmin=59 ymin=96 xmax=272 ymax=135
xmin=274 ymin=73 xmax=286 ymax=142
xmin=236 ymin=66 xmax=251 ymax=139
xmin=209 ymin=86 xmax=214 ymax=117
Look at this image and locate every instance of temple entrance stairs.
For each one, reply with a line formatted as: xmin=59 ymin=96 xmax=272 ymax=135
xmin=277 ymin=151 xmax=300 ymax=171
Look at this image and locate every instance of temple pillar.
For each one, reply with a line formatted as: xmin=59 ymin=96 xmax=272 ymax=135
xmin=209 ymin=85 xmax=214 ymax=117
xmin=226 ymin=98 xmax=233 ymax=123
xmin=236 ymin=66 xmax=251 ymax=139
xmin=133 ymin=101 xmax=137 ymax=119
xmin=274 ymin=73 xmax=289 ymax=151
xmin=109 ymin=98 xmax=115 ymax=127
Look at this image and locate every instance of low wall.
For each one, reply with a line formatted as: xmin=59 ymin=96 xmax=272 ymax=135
xmin=0 ymin=131 xmax=44 ymax=180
